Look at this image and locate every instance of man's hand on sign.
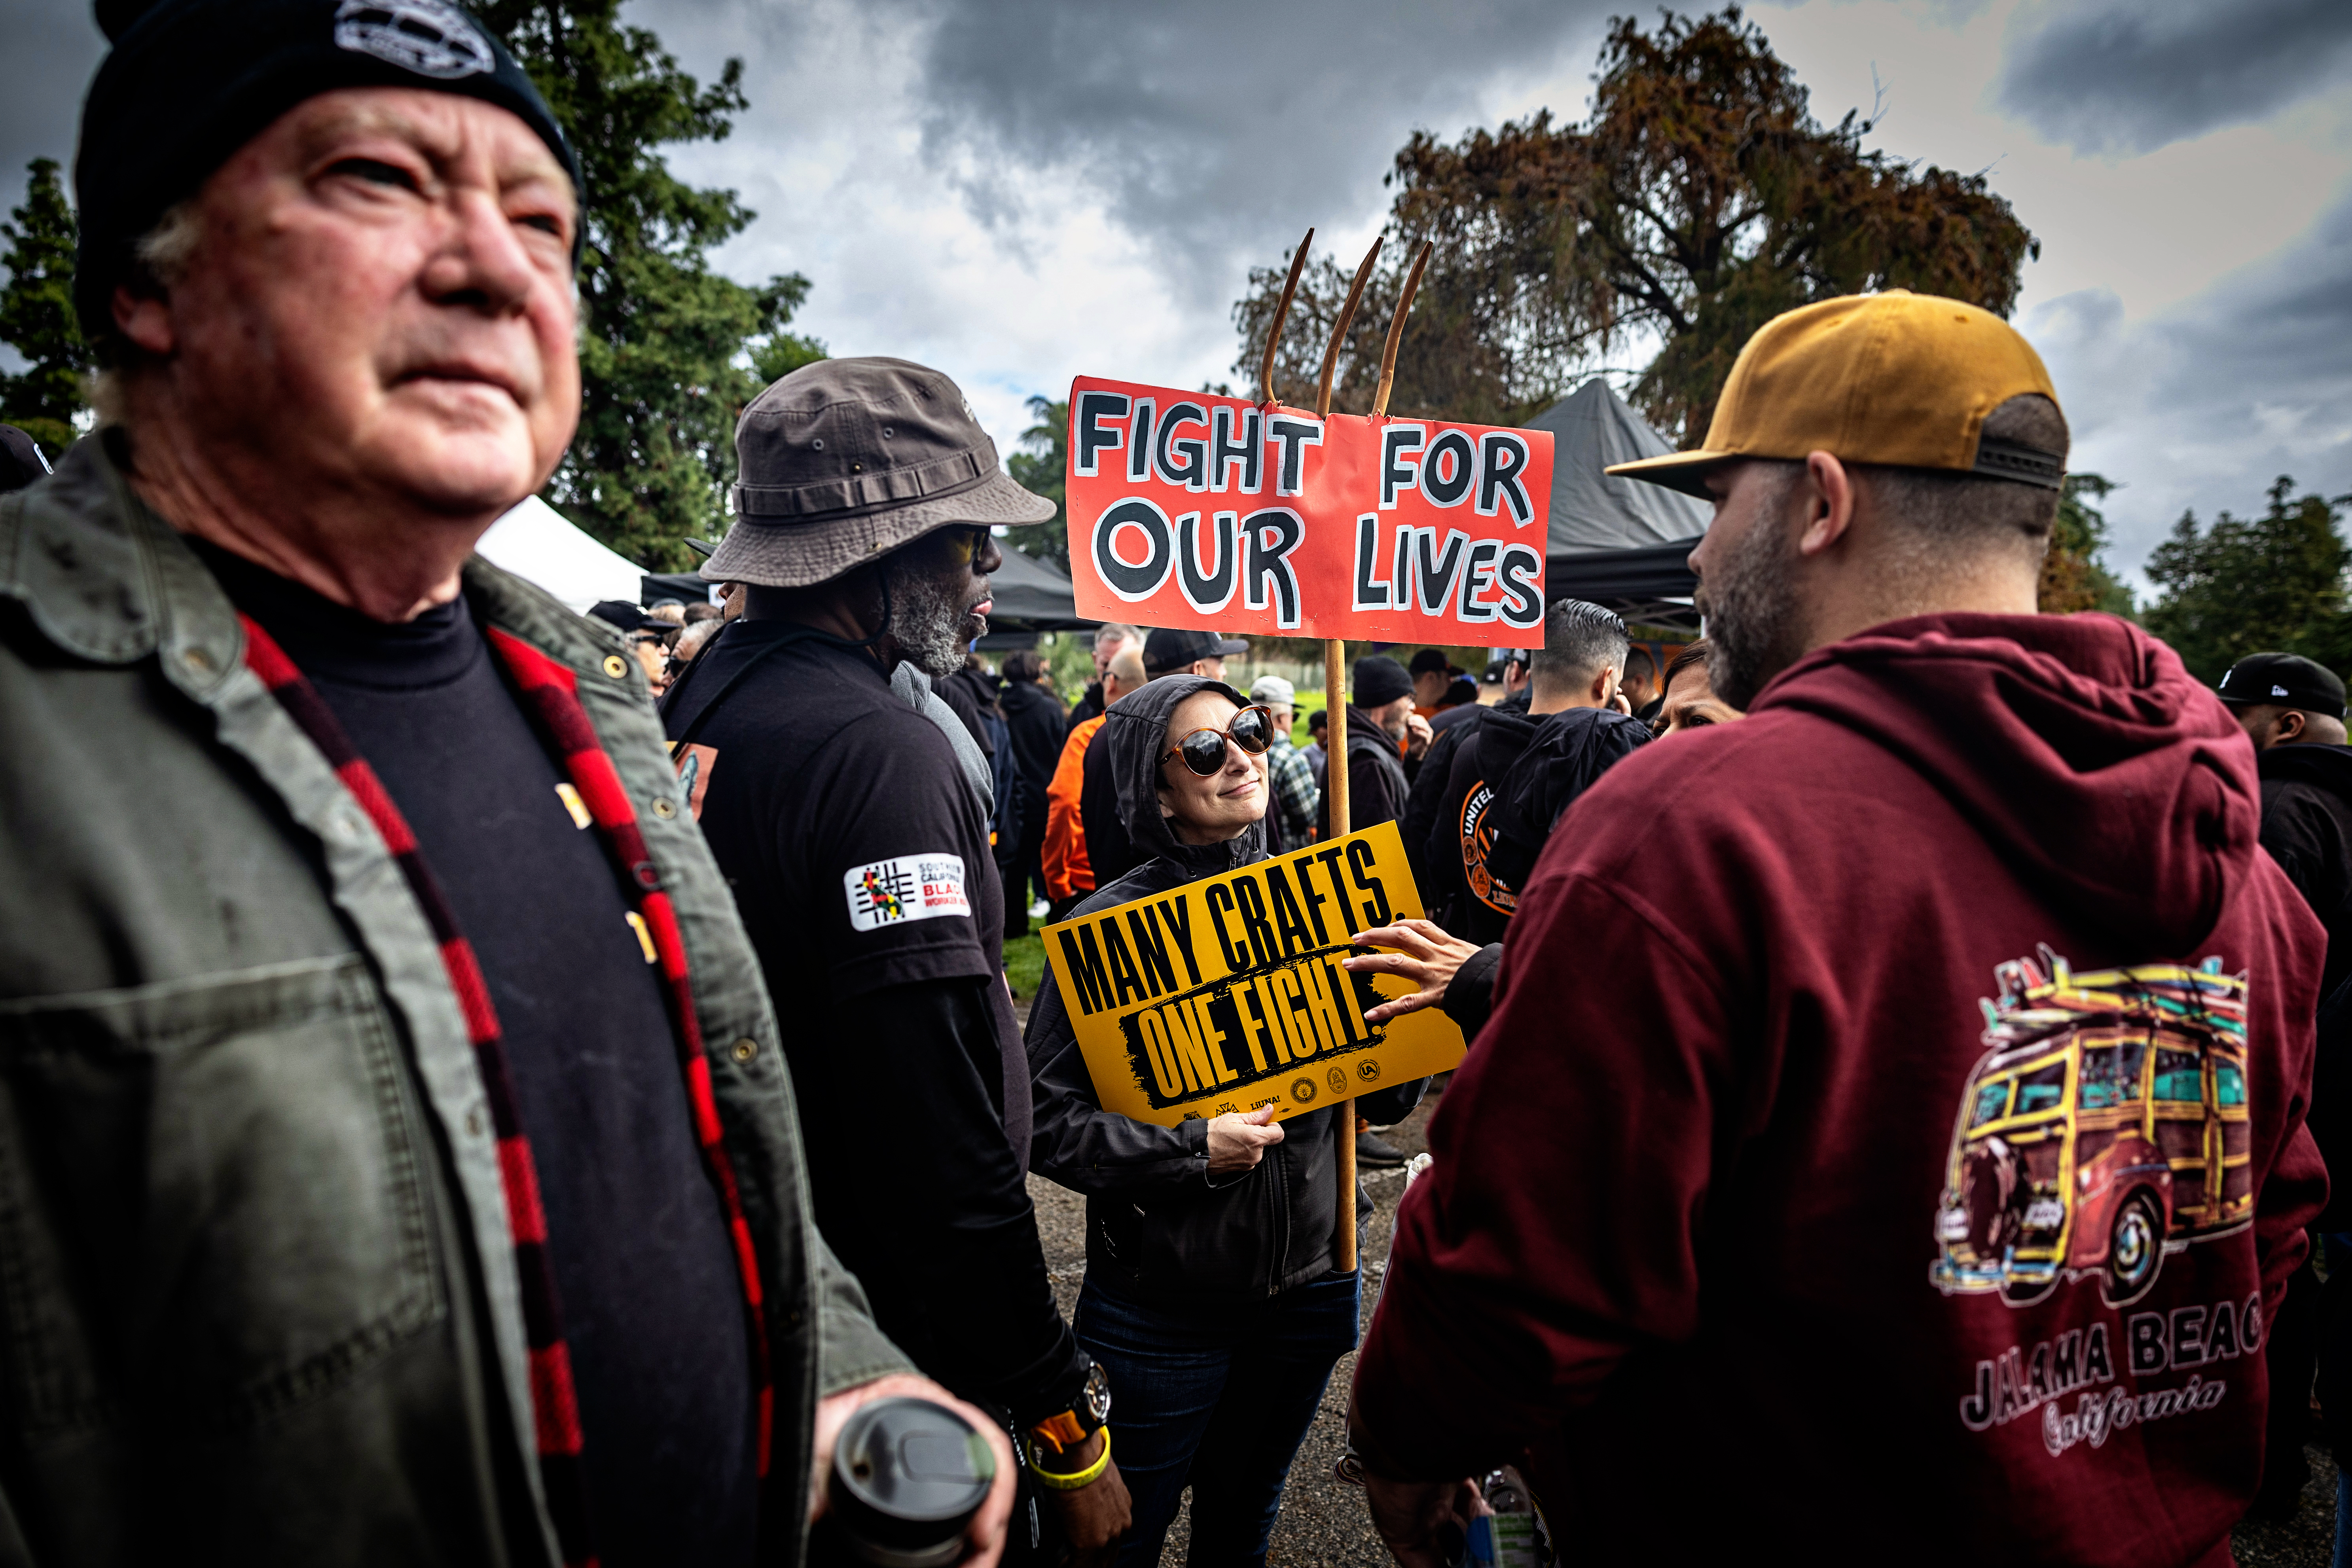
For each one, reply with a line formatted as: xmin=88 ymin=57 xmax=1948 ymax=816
xmin=1402 ymin=710 xmax=1433 ymax=761
xmin=1206 ymin=1106 xmax=1285 ymax=1176
xmin=1035 ymin=1437 xmax=1133 ymax=1566
xmin=1344 ymin=919 xmax=1484 ymax=1024
xmin=811 ymin=1373 xmax=1017 ymax=1568
xmin=1363 ymin=1473 xmax=1486 ymax=1568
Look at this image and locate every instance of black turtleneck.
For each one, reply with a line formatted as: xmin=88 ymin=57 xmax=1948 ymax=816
xmin=195 ymin=541 xmax=756 ymax=1566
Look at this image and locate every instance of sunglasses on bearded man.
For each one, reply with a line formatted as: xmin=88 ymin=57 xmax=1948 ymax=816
xmin=1161 ymin=704 xmax=1276 ymax=777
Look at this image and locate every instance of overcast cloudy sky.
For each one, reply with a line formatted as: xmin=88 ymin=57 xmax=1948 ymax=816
xmin=5 ymin=0 xmax=2349 ymax=588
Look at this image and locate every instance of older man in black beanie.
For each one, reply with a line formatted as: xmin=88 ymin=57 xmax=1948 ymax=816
xmin=0 ymin=6 xmax=997 ymax=1567
xmin=662 ymin=358 xmax=1132 ymax=1568
xmin=1316 ymin=653 xmax=1428 ymax=837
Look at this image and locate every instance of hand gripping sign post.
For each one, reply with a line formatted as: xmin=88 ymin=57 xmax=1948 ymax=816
xmin=1043 ymin=822 xmax=1466 ymax=1127
xmin=1060 ymin=230 xmax=1549 ymax=1268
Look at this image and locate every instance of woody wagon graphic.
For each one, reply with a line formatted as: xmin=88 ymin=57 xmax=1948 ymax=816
xmin=1931 ymin=949 xmax=2249 ymax=1308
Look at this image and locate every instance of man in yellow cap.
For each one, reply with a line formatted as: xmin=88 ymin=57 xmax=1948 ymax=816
xmin=1347 ymin=292 xmax=2327 ymax=1564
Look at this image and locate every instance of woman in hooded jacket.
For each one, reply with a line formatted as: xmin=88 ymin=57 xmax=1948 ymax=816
xmin=1025 ymin=674 xmax=1425 ymax=1567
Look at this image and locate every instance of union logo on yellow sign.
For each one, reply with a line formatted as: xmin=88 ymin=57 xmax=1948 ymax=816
xmin=1042 ymin=822 xmax=1469 ymax=1127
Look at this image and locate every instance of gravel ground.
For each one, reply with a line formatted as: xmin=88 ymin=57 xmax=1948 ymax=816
xmin=2233 ymin=1449 xmax=2340 ymax=1567
xmin=1027 ymin=1087 xmax=1438 ymax=1568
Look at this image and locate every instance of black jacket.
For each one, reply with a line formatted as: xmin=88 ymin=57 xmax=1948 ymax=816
xmin=1316 ymin=704 xmax=1412 ymax=838
xmin=999 ymin=678 xmax=1066 ymax=836
xmin=2257 ymin=741 xmax=2352 ymax=999
xmin=1485 ymin=706 xmax=1652 ymax=890
xmin=1078 ymin=728 xmax=1139 ymax=890
xmin=1026 ymin=675 xmax=1423 ymax=1300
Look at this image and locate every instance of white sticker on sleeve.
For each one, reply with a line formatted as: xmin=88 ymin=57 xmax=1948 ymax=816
xmin=844 ymin=853 xmax=971 ymax=932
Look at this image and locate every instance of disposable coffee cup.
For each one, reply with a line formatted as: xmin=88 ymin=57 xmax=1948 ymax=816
xmin=823 ymin=1396 xmax=996 ymax=1568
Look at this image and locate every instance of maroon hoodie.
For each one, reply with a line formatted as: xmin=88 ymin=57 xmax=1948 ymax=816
xmin=1354 ymin=613 xmax=2327 ymax=1566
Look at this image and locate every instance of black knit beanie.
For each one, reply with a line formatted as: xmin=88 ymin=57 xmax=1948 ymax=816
xmin=1352 ymin=654 xmax=1414 ymax=709
xmin=74 ymin=0 xmax=582 ymax=351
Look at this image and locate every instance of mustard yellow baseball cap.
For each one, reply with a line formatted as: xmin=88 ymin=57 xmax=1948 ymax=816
xmin=1607 ymin=290 xmax=2064 ymax=499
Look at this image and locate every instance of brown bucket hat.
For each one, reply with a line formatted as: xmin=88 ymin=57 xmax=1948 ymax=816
xmin=703 ymin=356 xmax=1056 ymax=588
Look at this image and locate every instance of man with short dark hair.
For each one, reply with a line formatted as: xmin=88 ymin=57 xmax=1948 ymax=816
xmin=1352 ymin=291 xmax=2327 ymax=1564
xmin=1407 ymin=647 xmax=1455 ymax=716
xmin=0 ymin=5 xmax=964 ymax=1563
xmin=1410 ymin=598 xmax=1633 ymax=945
xmin=663 ymin=358 xmax=1129 ymax=1564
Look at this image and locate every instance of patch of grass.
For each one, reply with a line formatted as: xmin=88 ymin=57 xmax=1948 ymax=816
xmin=1003 ymin=932 xmax=1047 ymax=1001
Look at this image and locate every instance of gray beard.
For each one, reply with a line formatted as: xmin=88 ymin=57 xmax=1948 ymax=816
xmin=1702 ymin=505 xmax=1806 ymax=712
xmin=884 ymin=554 xmax=975 ymax=680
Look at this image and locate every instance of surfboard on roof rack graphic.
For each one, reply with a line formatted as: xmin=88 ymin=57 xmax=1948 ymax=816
xmin=1931 ymin=947 xmax=2251 ymax=1309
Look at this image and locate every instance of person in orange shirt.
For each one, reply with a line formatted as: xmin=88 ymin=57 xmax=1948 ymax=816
xmin=1042 ymin=645 xmax=1144 ymax=920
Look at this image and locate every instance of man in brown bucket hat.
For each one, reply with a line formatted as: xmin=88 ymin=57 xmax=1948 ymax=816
xmin=663 ymin=358 xmax=1133 ymax=1566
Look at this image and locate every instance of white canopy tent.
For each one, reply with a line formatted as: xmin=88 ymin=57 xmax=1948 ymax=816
xmin=474 ymin=494 xmax=645 ymax=612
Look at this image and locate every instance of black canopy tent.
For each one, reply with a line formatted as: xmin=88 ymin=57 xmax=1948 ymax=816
xmin=973 ymin=545 xmax=1095 ymax=651
xmin=1524 ymin=379 xmax=1708 ymax=632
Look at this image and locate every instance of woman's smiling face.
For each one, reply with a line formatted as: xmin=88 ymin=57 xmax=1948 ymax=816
xmin=1156 ymin=690 xmax=1267 ymax=845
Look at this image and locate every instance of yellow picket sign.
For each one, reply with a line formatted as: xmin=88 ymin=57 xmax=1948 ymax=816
xmin=1042 ymin=821 xmax=1467 ymax=1128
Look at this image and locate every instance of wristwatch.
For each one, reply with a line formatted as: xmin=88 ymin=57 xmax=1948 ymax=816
xmin=1028 ymin=1359 xmax=1113 ymax=1454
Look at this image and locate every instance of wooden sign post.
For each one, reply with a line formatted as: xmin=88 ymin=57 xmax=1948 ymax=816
xmin=1061 ymin=226 xmax=1531 ymax=1276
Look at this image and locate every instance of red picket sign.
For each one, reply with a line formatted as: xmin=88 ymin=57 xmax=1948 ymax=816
xmin=1063 ymin=376 xmax=1553 ymax=646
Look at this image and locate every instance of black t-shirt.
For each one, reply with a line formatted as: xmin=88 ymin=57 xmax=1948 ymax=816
xmin=663 ymin=620 xmax=1083 ymax=1420
xmin=202 ymin=545 xmax=756 ymax=1566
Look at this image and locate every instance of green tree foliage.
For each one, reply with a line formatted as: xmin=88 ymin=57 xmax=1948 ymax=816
xmin=2039 ymin=474 xmax=2134 ymax=616
xmin=1234 ymin=8 xmax=2037 ymax=438
xmin=477 ymin=0 xmax=823 ymax=570
xmin=2143 ymin=477 xmax=2352 ymax=683
xmin=0 ymin=158 xmax=92 ymax=457
xmin=1004 ymin=395 xmax=1069 ymax=569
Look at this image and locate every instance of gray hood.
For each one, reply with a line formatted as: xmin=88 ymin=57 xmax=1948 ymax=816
xmin=1100 ymin=673 xmax=1267 ymax=878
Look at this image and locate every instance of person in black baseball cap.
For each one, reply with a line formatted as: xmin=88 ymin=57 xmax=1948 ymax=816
xmin=1141 ymin=625 xmax=1248 ymax=678
xmin=1406 ymin=646 xmax=1457 ymax=714
xmin=0 ymin=425 xmax=52 ymax=493
xmin=2219 ymin=651 xmax=2348 ymax=751
xmin=2216 ymin=650 xmax=2352 ymax=1517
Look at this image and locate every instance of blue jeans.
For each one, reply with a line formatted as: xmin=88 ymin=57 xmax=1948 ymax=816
xmin=1076 ymin=1269 xmax=1361 ymax=1568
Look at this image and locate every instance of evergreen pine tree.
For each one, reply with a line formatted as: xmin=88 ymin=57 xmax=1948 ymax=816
xmin=2144 ymin=476 xmax=2352 ymax=683
xmin=1004 ymin=396 xmax=1069 ymax=570
xmin=476 ymin=0 xmax=823 ymax=569
xmin=0 ymin=158 xmax=92 ymax=458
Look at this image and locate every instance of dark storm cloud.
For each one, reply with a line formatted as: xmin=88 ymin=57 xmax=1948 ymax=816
xmin=1997 ymin=0 xmax=2352 ymax=156
xmin=904 ymin=0 xmax=1611 ymax=303
xmin=0 ymin=0 xmax=106 ymax=216
xmin=2029 ymin=188 xmax=2352 ymax=576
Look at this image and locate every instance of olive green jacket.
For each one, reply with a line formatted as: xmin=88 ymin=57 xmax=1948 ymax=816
xmin=0 ymin=438 xmax=910 ymax=1566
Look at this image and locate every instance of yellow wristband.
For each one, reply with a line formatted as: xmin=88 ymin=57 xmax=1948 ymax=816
xmin=1027 ymin=1426 xmax=1111 ymax=1491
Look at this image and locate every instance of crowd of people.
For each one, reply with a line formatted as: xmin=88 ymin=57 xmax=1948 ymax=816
xmin=0 ymin=4 xmax=2341 ymax=1568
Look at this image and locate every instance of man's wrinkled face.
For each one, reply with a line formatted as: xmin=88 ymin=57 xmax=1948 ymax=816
xmin=1689 ymin=460 xmax=1807 ymax=711
xmin=886 ymin=524 xmax=1001 ymax=679
xmin=1372 ymin=694 xmax=1414 ymax=741
xmin=141 ymin=88 xmax=578 ymax=515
